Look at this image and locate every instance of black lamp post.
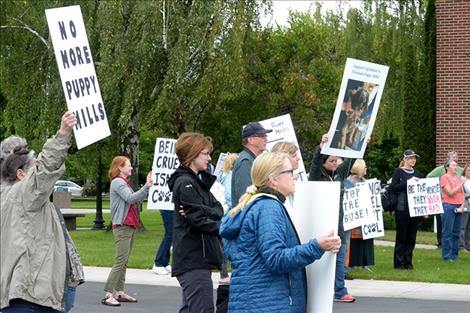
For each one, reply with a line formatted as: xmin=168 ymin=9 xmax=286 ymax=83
xmin=92 ymin=154 xmax=105 ymax=230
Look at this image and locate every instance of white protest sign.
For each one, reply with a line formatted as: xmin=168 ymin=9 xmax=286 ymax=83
xmin=342 ymin=183 xmax=375 ymax=231
xmin=322 ymin=58 xmax=389 ymax=159
xmin=295 ymin=181 xmax=340 ymax=313
xmin=46 ymin=6 xmax=110 ymax=149
xmin=407 ymin=177 xmax=443 ymax=217
xmin=361 ymin=179 xmax=384 ymax=239
xmin=214 ymin=152 xmax=228 ymax=180
xmin=259 ymin=114 xmax=307 ymax=181
xmin=147 ymin=138 xmax=179 ymax=210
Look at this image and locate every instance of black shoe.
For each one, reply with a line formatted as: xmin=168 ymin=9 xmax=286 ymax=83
xmin=345 ymin=274 xmax=354 ymax=280
xmin=404 ymin=264 xmax=414 ymax=270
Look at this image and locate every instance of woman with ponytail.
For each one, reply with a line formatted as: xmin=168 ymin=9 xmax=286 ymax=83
xmin=220 ymin=152 xmax=341 ymax=313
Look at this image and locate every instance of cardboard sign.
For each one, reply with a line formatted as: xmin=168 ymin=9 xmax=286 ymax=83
xmin=147 ymin=138 xmax=179 ymax=210
xmin=259 ymin=114 xmax=307 ymax=181
xmin=295 ymin=181 xmax=340 ymax=313
xmin=45 ymin=5 xmax=110 ymax=149
xmin=361 ymin=179 xmax=384 ymax=239
xmin=407 ymin=177 xmax=443 ymax=217
xmin=342 ymin=183 xmax=375 ymax=231
xmin=214 ymin=152 xmax=228 ymax=180
xmin=322 ymin=58 xmax=389 ymax=159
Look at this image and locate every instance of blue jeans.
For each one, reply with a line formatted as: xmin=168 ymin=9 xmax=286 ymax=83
xmin=64 ymin=286 xmax=76 ymax=313
xmin=334 ymin=230 xmax=351 ymax=298
xmin=155 ymin=210 xmax=174 ymax=267
xmin=3 ymin=299 xmax=60 ymax=312
xmin=442 ymin=203 xmax=462 ymax=260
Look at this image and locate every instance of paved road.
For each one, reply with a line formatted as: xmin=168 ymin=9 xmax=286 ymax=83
xmin=73 ymin=282 xmax=470 ymax=313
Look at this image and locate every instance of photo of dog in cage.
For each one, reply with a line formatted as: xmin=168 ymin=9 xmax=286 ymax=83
xmin=331 ymin=79 xmax=379 ymax=151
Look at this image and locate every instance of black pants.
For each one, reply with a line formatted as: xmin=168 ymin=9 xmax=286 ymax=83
xmin=176 ymin=269 xmax=214 ymax=313
xmin=394 ymin=209 xmax=419 ymax=268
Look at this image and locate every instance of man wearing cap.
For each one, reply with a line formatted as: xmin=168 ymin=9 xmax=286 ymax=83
xmin=426 ymin=151 xmax=463 ymax=248
xmin=231 ymin=122 xmax=272 ymax=207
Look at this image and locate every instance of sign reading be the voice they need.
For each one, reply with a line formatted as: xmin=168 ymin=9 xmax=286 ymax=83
xmin=46 ymin=5 xmax=110 ymax=149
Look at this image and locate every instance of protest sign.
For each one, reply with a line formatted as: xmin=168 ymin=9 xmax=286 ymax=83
xmin=213 ymin=152 xmax=228 ymax=180
xmin=46 ymin=5 xmax=110 ymax=149
xmin=295 ymin=181 xmax=340 ymax=313
xmin=361 ymin=179 xmax=385 ymax=239
xmin=407 ymin=177 xmax=443 ymax=217
xmin=322 ymin=58 xmax=389 ymax=159
xmin=342 ymin=183 xmax=375 ymax=231
xmin=259 ymin=114 xmax=307 ymax=181
xmin=147 ymin=138 xmax=179 ymax=210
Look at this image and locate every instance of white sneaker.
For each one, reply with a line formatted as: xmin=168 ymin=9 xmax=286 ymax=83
xmin=152 ymin=265 xmax=169 ymax=275
xmin=165 ymin=265 xmax=172 ymax=273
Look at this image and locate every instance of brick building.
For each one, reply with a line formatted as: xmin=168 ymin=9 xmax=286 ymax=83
xmin=436 ymin=1 xmax=470 ymax=166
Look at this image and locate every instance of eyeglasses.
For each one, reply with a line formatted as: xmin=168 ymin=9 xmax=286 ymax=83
xmin=251 ymin=134 xmax=267 ymax=139
xmin=279 ymin=169 xmax=298 ymax=178
xmin=200 ymin=151 xmax=210 ymax=156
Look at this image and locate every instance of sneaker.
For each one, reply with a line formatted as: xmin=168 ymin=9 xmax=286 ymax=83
xmin=334 ymin=293 xmax=356 ymax=303
xmin=165 ymin=265 xmax=172 ymax=273
xmin=152 ymin=265 xmax=169 ymax=275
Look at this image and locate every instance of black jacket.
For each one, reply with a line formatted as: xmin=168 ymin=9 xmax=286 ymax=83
xmin=168 ymin=165 xmax=224 ymax=277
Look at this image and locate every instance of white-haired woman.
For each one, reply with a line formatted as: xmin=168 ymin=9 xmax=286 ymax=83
xmin=220 ymin=152 xmax=341 ymax=313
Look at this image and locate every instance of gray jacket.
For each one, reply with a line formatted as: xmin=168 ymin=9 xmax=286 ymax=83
xmin=1 ymin=133 xmax=70 ymax=311
xmin=109 ymin=177 xmax=149 ymax=225
xmin=231 ymin=148 xmax=256 ymax=208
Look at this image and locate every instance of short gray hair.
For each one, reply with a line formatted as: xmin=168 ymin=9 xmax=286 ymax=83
xmin=0 ymin=135 xmax=27 ymax=164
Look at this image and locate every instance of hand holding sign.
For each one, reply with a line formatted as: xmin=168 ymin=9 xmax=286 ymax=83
xmin=58 ymin=111 xmax=77 ymax=137
xmin=316 ymin=230 xmax=341 ymax=254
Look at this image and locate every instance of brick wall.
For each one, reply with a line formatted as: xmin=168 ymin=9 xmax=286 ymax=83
xmin=436 ymin=0 xmax=470 ymax=167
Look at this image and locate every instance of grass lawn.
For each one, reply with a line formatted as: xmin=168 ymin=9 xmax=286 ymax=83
xmin=69 ymin=200 xmax=470 ymax=285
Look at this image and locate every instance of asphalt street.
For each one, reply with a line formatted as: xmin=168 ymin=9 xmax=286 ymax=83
xmin=72 ymin=282 xmax=470 ymax=313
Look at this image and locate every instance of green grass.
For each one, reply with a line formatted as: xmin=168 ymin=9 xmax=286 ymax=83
xmin=69 ymin=200 xmax=469 ymax=285
xmin=349 ymin=246 xmax=470 ymax=284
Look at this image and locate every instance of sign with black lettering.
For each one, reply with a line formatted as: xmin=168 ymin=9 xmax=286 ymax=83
xmin=407 ymin=177 xmax=443 ymax=217
xmin=147 ymin=138 xmax=179 ymax=210
xmin=214 ymin=153 xmax=228 ymax=180
xmin=45 ymin=5 xmax=110 ymax=149
xmin=342 ymin=183 xmax=375 ymax=231
xmin=361 ymin=179 xmax=384 ymax=239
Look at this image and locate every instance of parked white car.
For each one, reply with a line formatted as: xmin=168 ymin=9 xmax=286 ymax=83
xmin=54 ymin=180 xmax=83 ymax=197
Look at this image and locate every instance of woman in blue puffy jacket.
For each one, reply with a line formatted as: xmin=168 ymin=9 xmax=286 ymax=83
xmin=220 ymin=152 xmax=341 ymax=313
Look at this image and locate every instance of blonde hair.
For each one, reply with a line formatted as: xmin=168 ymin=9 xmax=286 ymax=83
xmin=350 ymin=159 xmax=366 ymax=175
xmin=223 ymin=153 xmax=238 ymax=173
xmin=229 ymin=152 xmax=289 ymax=216
xmin=271 ymin=142 xmax=298 ymax=156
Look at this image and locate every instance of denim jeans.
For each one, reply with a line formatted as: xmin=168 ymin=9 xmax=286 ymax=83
xmin=155 ymin=209 xmax=174 ymax=267
xmin=334 ymin=230 xmax=351 ymax=298
xmin=442 ymin=203 xmax=462 ymax=260
xmin=64 ymin=286 xmax=76 ymax=313
xmin=3 ymin=299 xmax=60 ymax=313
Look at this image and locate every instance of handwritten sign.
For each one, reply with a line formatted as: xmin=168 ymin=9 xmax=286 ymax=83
xmin=343 ymin=183 xmax=375 ymax=231
xmin=213 ymin=152 xmax=228 ymax=180
xmin=407 ymin=177 xmax=443 ymax=217
xmin=46 ymin=5 xmax=110 ymax=149
xmin=259 ymin=114 xmax=307 ymax=181
xmin=361 ymin=179 xmax=384 ymax=239
xmin=147 ymin=138 xmax=179 ymax=210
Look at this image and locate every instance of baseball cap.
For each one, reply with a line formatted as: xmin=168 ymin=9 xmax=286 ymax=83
xmin=241 ymin=122 xmax=272 ymax=138
xmin=403 ymin=149 xmax=420 ymax=158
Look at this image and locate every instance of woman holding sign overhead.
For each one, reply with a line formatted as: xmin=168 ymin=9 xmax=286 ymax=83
xmin=440 ymin=160 xmax=465 ymax=261
xmin=102 ymin=157 xmax=152 ymax=306
xmin=390 ymin=149 xmax=423 ymax=270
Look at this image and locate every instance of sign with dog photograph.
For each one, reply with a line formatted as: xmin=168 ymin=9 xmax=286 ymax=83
xmin=46 ymin=5 xmax=111 ymax=149
xmin=259 ymin=114 xmax=307 ymax=181
xmin=322 ymin=58 xmax=389 ymax=159
xmin=147 ymin=138 xmax=179 ymax=210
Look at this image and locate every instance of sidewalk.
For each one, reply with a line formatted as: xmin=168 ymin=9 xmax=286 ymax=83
xmin=84 ymin=266 xmax=470 ymax=302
